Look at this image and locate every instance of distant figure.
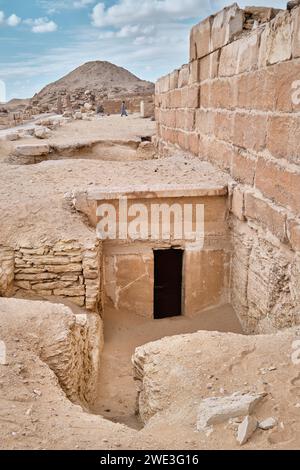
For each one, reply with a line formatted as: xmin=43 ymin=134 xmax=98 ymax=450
xmin=121 ymin=101 xmax=128 ymax=117
xmin=96 ymin=103 xmax=104 ymax=114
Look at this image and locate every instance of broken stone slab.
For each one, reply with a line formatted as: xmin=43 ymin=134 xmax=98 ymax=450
xmin=74 ymin=112 xmax=83 ymax=120
xmin=5 ymin=132 xmax=20 ymax=141
xmin=197 ymin=392 xmax=267 ymax=431
xmin=34 ymin=127 xmax=51 ymax=139
xmin=237 ymin=415 xmax=258 ymax=445
xmin=14 ymin=144 xmax=50 ymax=157
xmin=259 ymin=417 xmax=278 ymax=430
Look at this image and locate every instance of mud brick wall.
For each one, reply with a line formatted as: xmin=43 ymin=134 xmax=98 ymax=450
xmin=155 ymin=4 xmax=300 ymax=333
xmin=0 ymin=240 xmax=102 ymax=313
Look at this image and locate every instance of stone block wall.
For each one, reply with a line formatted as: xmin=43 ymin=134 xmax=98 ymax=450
xmin=0 ymin=240 xmax=102 ymax=313
xmin=155 ymin=4 xmax=300 ymax=333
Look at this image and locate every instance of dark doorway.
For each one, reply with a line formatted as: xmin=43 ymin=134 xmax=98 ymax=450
xmin=154 ymin=249 xmax=183 ymax=319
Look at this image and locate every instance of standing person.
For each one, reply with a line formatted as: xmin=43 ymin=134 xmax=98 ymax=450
xmin=121 ymin=101 xmax=128 ymax=117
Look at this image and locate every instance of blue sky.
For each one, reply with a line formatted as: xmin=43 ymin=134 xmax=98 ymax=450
xmin=0 ymin=0 xmax=286 ymax=101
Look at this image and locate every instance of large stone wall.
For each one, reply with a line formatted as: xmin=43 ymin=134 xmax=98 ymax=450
xmin=155 ymin=4 xmax=300 ymax=333
xmin=0 ymin=240 xmax=102 ymax=313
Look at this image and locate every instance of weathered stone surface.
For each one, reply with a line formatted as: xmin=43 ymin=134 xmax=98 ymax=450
xmin=231 ymin=186 xmax=245 ymax=221
xmin=190 ymin=17 xmax=212 ymax=61
xmin=14 ymin=144 xmax=50 ymax=156
xmin=74 ymin=112 xmax=83 ymax=120
xmin=211 ymin=4 xmax=244 ymax=51
xmin=292 ymin=6 xmax=300 ymax=57
xmin=197 ymin=392 xmax=266 ymax=431
xmin=0 ymin=298 xmax=103 ymax=405
xmin=237 ymin=416 xmax=258 ymax=445
xmin=259 ymin=417 xmax=277 ymax=430
xmin=178 ymin=65 xmax=190 ymax=88
xmin=259 ymin=11 xmax=292 ymax=66
xmin=5 ymin=132 xmax=20 ymax=141
xmin=53 ymin=286 xmax=85 ymax=297
xmin=34 ymin=127 xmax=51 ymax=139
xmin=244 ymin=191 xmax=287 ymax=243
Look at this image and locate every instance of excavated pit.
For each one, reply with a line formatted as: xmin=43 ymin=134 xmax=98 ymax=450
xmin=90 ymin=303 xmax=244 ymax=429
xmin=7 ymin=139 xmax=157 ymax=165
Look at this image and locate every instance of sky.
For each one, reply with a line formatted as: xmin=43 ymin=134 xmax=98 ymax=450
xmin=0 ymin=0 xmax=287 ymax=101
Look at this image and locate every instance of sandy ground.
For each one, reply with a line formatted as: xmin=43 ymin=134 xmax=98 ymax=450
xmin=91 ymin=304 xmax=243 ymax=429
xmin=1 ymin=297 xmax=300 ymax=450
xmin=0 ymin=114 xmax=155 ymax=147
xmin=0 ymin=114 xmax=300 ymax=450
xmin=0 ymin=115 xmax=229 ymax=246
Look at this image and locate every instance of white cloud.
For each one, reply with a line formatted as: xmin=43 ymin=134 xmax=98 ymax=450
xmin=91 ymin=0 xmax=211 ymax=28
xmin=91 ymin=0 xmax=287 ymax=28
xmin=7 ymin=14 xmax=22 ymax=27
xmin=38 ymin=0 xmax=95 ymax=14
xmin=99 ymin=24 xmax=155 ymax=39
xmin=0 ymin=11 xmax=5 ymax=24
xmin=26 ymin=17 xmax=58 ymax=33
xmin=74 ymin=0 xmax=95 ymax=8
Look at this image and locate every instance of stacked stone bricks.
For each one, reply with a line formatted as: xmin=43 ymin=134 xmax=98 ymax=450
xmin=155 ymin=4 xmax=300 ymax=333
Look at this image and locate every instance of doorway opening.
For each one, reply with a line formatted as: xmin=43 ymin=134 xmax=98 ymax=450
xmin=153 ymin=248 xmax=183 ymax=319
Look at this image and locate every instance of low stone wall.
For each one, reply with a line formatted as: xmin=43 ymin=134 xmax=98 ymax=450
xmin=0 ymin=240 xmax=102 ymax=313
xmin=0 ymin=297 xmax=103 ymax=405
xmin=154 ymin=4 xmax=300 ymax=333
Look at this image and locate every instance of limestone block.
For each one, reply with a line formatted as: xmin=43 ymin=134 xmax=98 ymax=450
xmin=237 ymin=416 xmax=258 ymax=445
xmin=31 ymin=281 xmax=74 ymax=291
xmin=197 ymin=392 xmax=266 ymax=431
xmin=14 ymin=144 xmax=50 ymax=156
xmin=34 ymin=127 xmax=51 ymax=139
xmin=158 ymin=75 xmax=170 ymax=94
xmin=219 ymin=30 xmax=261 ymax=76
xmin=190 ymin=16 xmax=212 ymax=61
xmin=20 ymin=247 xmax=46 ymax=255
xmin=5 ymin=132 xmax=20 ymax=141
xmin=258 ymin=417 xmax=277 ymax=430
xmin=61 ymin=274 xmax=79 ymax=282
xmin=66 ymin=296 xmax=85 ymax=307
xmin=178 ymin=65 xmax=190 ymax=88
xmin=21 ymin=255 xmax=80 ymax=266
xmin=244 ymin=191 xmax=287 ymax=243
xmin=292 ymin=6 xmax=300 ymax=57
xmin=14 ymin=281 xmax=32 ymax=290
xmin=53 ymin=286 xmax=85 ymax=297
xmin=15 ymin=273 xmax=58 ymax=281
xmin=231 ymin=186 xmax=245 ymax=221
xmin=169 ymin=69 xmax=179 ymax=90
xmin=211 ymin=4 xmax=244 ymax=52
xmin=259 ymin=11 xmax=292 ymax=66
xmin=44 ymin=264 xmax=82 ymax=273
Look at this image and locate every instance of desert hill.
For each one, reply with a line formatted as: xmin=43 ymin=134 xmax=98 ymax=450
xmin=32 ymin=61 xmax=154 ymax=109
